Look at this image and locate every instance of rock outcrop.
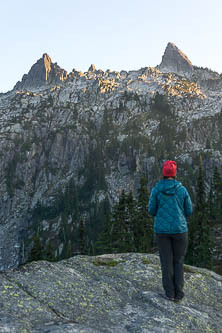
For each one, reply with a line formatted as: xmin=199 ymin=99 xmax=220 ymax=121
xmin=0 ymin=253 xmax=222 ymax=332
xmin=13 ymin=53 xmax=68 ymax=90
xmin=159 ymin=42 xmax=193 ymax=74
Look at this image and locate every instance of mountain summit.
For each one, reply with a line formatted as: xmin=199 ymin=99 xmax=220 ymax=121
xmin=159 ymin=42 xmax=193 ymax=74
xmin=13 ymin=53 xmax=68 ymax=90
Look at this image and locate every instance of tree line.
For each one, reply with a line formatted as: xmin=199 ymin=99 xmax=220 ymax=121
xmin=95 ymin=160 xmax=222 ymax=270
xmin=96 ymin=176 xmax=154 ymax=255
xmin=29 ymin=159 xmax=222 ymax=271
xmin=186 ymin=160 xmax=222 ymax=269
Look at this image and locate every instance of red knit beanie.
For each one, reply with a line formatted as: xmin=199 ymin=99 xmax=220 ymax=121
xmin=162 ymin=160 xmax=177 ymax=177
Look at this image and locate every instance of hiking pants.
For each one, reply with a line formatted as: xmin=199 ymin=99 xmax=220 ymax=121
xmin=156 ymin=232 xmax=188 ymax=298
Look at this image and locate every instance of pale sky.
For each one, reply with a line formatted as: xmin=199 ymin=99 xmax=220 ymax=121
xmin=1 ymin=0 xmax=221 ymax=93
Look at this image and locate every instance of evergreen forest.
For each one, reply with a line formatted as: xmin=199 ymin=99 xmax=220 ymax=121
xmin=29 ymin=158 xmax=222 ymax=274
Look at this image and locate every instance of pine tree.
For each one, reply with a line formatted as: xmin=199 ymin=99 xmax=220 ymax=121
xmin=96 ymin=177 xmax=154 ymax=255
xmin=212 ymin=166 xmax=222 ymax=222
xmin=79 ymin=217 xmax=87 ymax=254
xmin=135 ymin=176 xmax=154 ymax=252
xmin=125 ymin=190 xmax=137 ymax=251
xmin=111 ymin=190 xmax=129 ymax=252
xmin=96 ymin=214 xmax=112 ymax=254
xmin=207 ymin=180 xmax=214 ymax=222
xmin=30 ymin=232 xmax=42 ymax=261
xmin=88 ymin=240 xmax=95 ymax=256
xmin=44 ymin=242 xmax=56 ymax=262
xmin=63 ymin=178 xmax=79 ymax=217
xmin=66 ymin=240 xmax=72 ymax=259
xmin=186 ymin=157 xmax=213 ymax=269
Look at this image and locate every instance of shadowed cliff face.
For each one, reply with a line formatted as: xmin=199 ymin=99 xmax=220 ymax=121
xmin=0 ymin=253 xmax=222 ymax=332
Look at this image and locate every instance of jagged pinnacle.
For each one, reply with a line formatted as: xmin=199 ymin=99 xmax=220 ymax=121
xmin=159 ymin=42 xmax=193 ymax=73
xmin=13 ymin=53 xmax=67 ymax=90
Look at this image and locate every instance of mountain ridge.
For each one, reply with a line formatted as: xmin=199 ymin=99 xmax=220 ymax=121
xmin=9 ymin=42 xmax=221 ymax=92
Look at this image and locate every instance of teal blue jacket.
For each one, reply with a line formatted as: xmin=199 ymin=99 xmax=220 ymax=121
xmin=148 ymin=179 xmax=192 ymax=234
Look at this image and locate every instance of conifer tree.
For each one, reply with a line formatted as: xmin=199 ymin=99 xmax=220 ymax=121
xmin=186 ymin=157 xmax=213 ymax=269
xmin=207 ymin=180 xmax=214 ymax=222
xmin=44 ymin=242 xmax=56 ymax=262
xmin=79 ymin=217 xmax=87 ymax=254
xmin=96 ymin=190 xmax=128 ymax=254
xmin=88 ymin=240 xmax=95 ymax=256
xmin=96 ymin=177 xmax=154 ymax=255
xmin=125 ymin=190 xmax=137 ymax=251
xmin=212 ymin=166 xmax=222 ymax=222
xmin=96 ymin=214 xmax=112 ymax=254
xmin=111 ymin=190 xmax=128 ymax=252
xmin=30 ymin=232 xmax=42 ymax=261
xmin=66 ymin=240 xmax=72 ymax=259
xmin=135 ymin=176 xmax=154 ymax=252
xmin=111 ymin=189 xmax=138 ymax=253
xmin=63 ymin=179 xmax=79 ymax=217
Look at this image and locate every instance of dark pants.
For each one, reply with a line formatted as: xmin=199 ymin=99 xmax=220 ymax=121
xmin=156 ymin=232 xmax=188 ymax=298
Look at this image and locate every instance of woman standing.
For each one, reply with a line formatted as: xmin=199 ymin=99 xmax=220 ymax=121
xmin=148 ymin=160 xmax=192 ymax=302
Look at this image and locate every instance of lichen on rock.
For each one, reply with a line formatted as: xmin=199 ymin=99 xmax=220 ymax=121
xmin=0 ymin=253 xmax=221 ymax=332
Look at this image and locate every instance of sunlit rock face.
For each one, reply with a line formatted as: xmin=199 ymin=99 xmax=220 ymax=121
xmin=0 ymin=254 xmax=222 ymax=332
xmin=0 ymin=42 xmax=222 ymax=270
xmin=159 ymin=42 xmax=193 ymax=74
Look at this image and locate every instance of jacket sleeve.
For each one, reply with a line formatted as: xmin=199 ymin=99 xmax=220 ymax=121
xmin=184 ymin=189 xmax=193 ymax=217
xmin=148 ymin=187 xmax=158 ymax=216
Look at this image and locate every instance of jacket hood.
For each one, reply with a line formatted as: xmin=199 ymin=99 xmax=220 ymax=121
xmin=156 ymin=179 xmax=182 ymax=195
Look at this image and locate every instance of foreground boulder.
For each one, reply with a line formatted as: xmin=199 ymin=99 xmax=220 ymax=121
xmin=0 ymin=253 xmax=221 ymax=332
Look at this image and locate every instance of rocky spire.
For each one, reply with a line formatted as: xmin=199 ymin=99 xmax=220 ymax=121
xmin=88 ymin=64 xmax=96 ymax=72
xmin=159 ymin=42 xmax=193 ymax=74
xmin=14 ymin=53 xmax=68 ymax=91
